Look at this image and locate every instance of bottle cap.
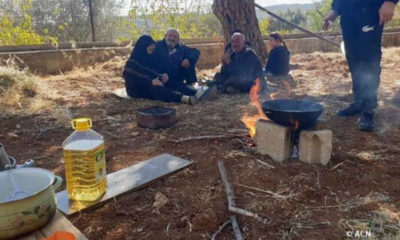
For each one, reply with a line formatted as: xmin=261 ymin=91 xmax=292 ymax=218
xmin=71 ymin=118 xmax=92 ymax=131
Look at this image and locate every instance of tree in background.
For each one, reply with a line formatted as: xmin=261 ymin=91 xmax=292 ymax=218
xmin=258 ymin=18 xmax=270 ymax=36
xmin=267 ymin=9 xmax=307 ymax=33
xmin=120 ymin=0 xmax=222 ymax=41
xmin=307 ymin=0 xmax=340 ymax=32
xmin=212 ymin=0 xmax=268 ymax=60
xmin=0 ymin=0 xmax=56 ymax=46
xmin=0 ymin=0 xmax=124 ymax=44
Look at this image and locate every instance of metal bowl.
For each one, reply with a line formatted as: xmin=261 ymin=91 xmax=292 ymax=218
xmin=262 ymin=99 xmax=324 ymax=129
xmin=137 ymin=106 xmax=177 ymax=129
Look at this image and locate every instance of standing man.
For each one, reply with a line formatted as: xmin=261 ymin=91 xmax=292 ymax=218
xmin=154 ymin=29 xmax=200 ymax=87
xmin=323 ymin=0 xmax=398 ymax=131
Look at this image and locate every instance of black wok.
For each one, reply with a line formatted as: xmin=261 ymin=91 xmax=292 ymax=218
xmin=262 ymin=99 xmax=324 ymax=129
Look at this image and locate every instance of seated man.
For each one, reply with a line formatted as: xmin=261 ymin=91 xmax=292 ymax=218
xmin=214 ymin=32 xmax=264 ymax=93
xmin=154 ymin=29 xmax=200 ymax=87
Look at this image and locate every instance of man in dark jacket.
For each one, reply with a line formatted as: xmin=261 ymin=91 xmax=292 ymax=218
xmin=154 ymin=29 xmax=200 ymax=87
xmin=323 ymin=0 xmax=398 ymax=131
xmin=214 ymin=32 xmax=263 ymax=93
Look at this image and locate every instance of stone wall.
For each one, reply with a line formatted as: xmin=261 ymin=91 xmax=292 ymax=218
xmin=1 ymin=31 xmax=399 ymax=74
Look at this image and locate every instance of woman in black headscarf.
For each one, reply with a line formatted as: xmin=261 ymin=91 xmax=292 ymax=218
xmin=123 ymin=35 xmax=197 ymax=104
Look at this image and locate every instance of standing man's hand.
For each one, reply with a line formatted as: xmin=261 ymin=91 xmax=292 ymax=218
xmin=379 ymin=1 xmax=396 ymax=25
xmin=221 ymin=52 xmax=231 ymax=65
xmin=181 ymin=59 xmax=190 ymax=69
xmin=322 ymin=10 xmax=338 ymax=31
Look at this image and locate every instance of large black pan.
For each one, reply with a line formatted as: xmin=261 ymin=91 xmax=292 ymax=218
xmin=262 ymin=99 xmax=324 ymax=129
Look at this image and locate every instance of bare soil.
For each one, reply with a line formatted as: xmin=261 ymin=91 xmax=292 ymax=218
xmin=1 ymin=48 xmax=400 ymax=240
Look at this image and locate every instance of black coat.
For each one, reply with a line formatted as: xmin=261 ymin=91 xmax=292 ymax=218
xmin=221 ymin=47 xmax=263 ymax=84
xmin=332 ymin=0 xmax=398 ymax=17
xmin=123 ymin=35 xmax=159 ymax=97
xmin=265 ymin=46 xmax=290 ymax=76
xmin=154 ymin=40 xmax=200 ymax=80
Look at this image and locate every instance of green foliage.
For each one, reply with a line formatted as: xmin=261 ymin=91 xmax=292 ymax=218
xmin=267 ymin=9 xmax=308 ymax=33
xmin=120 ymin=0 xmax=222 ymax=41
xmin=259 ymin=18 xmax=270 ymax=36
xmin=307 ymin=0 xmax=341 ymax=32
xmin=0 ymin=0 xmax=56 ymax=46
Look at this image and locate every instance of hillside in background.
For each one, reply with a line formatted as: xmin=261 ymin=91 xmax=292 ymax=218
xmin=257 ymin=3 xmax=315 ymax=19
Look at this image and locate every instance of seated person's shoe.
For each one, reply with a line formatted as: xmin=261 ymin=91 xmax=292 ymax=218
xmin=337 ymin=103 xmax=363 ymax=117
xmin=195 ymin=85 xmax=217 ymax=101
xmin=358 ymin=111 xmax=375 ymax=132
xmin=181 ymin=95 xmax=198 ymax=105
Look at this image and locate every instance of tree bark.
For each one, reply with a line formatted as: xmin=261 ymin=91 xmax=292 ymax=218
xmin=212 ymin=0 xmax=268 ymax=61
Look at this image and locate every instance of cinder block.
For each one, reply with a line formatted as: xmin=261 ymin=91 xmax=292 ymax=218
xmin=255 ymin=120 xmax=292 ymax=162
xmin=299 ymin=130 xmax=332 ymax=166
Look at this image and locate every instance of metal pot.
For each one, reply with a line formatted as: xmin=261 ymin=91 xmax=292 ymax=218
xmin=262 ymin=99 xmax=324 ymax=129
xmin=0 ymin=168 xmax=62 ymax=240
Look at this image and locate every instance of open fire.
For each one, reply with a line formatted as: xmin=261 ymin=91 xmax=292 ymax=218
xmin=241 ymin=78 xmax=267 ymax=138
xmin=241 ymin=79 xmax=293 ymax=138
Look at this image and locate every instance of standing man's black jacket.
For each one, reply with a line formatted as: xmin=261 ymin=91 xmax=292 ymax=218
xmin=332 ymin=0 xmax=398 ymax=17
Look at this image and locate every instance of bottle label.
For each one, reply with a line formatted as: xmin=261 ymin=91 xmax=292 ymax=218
xmin=93 ymin=147 xmax=106 ymax=182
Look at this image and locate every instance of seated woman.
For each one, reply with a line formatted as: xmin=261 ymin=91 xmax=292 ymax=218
xmin=123 ymin=35 xmax=209 ymax=104
xmin=265 ymin=32 xmax=293 ymax=87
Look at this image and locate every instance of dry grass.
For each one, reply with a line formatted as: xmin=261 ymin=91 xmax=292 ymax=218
xmin=0 ymin=66 xmax=38 ymax=113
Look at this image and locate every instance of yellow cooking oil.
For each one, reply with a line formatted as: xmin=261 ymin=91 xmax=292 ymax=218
xmin=62 ymin=118 xmax=107 ymax=202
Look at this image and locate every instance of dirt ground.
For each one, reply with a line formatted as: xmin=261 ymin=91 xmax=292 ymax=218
xmin=1 ymin=48 xmax=400 ymax=240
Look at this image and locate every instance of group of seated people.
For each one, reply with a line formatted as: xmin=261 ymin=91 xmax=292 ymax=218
xmin=123 ymin=29 xmax=290 ymax=104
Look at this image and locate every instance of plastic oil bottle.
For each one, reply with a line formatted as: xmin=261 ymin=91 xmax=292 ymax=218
xmin=62 ymin=118 xmax=107 ymax=201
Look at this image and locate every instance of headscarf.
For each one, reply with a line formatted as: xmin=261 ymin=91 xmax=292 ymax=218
xmin=129 ymin=35 xmax=156 ymax=66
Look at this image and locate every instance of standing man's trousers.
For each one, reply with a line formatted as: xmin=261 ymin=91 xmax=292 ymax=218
xmin=340 ymin=7 xmax=384 ymax=112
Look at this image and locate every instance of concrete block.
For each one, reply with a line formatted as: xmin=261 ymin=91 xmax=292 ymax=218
xmin=299 ymin=130 xmax=332 ymax=166
xmin=255 ymin=120 xmax=292 ymax=162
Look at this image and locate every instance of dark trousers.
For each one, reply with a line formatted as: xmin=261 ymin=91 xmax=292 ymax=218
xmin=341 ymin=11 xmax=383 ymax=112
xmin=126 ymin=84 xmax=182 ymax=103
xmin=165 ymin=78 xmax=197 ymax=96
xmin=179 ymin=66 xmax=198 ymax=85
xmin=214 ymin=73 xmax=261 ymax=93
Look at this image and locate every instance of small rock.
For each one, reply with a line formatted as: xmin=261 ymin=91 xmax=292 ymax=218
xmin=125 ymin=123 xmax=137 ymax=130
xmin=153 ymin=192 xmax=168 ymax=209
xmin=131 ymin=132 xmax=140 ymax=137
xmin=193 ymin=208 xmax=218 ymax=230
xmin=225 ymin=150 xmax=248 ymax=158
xmin=8 ymin=133 xmax=19 ymax=138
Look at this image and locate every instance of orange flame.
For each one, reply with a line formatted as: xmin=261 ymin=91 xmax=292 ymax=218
xmin=269 ymin=90 xmax=281 ymax=100
xmin=241 ymin=78 xmax=267 ymax=138
xmin=289 ymin=115 xmax=300 ymax=130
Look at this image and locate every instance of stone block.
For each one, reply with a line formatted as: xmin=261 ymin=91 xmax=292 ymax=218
xmin=255 ymin=120 xmax=292 ymax=162
xmin=299 ymin=130 xmax=332 ymax=166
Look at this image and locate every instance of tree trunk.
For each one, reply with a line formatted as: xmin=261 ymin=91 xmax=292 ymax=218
xmin=212 ymin=0 xmax=268 ymax=61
